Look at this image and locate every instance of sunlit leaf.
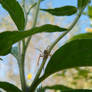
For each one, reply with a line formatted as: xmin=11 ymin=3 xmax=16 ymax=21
xmin=41 ymin=6 xmax=77 ymax=16
xmin=69 ymin=33 xmax=92 ymax=41
xmin=88 ymin=5 xmax=92 ymax=18
xmin=77 ymin=69 xmax=90 ymax=78
xmin=0 ymin=0 xmax=25 ymax=30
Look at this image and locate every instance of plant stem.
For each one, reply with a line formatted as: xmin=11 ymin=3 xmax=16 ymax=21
xmin=18 ymin=56 xmax=26 ymax=92
xmin=27 ymin=3 xmax=37 ymax=16
xmin=48 ymin=9 xmax=83 ymax=53
xmin=18 ymin=37 xmax=27 ymax=92
xmin=22 ymin=0 xmax=26 ymax=13
xmin=17 ymin=0 xmax=41 ymax=91
xmin=17 ymin=41 xmax=26 ymax=92
xmin=22 ymin=0 xmax=41 ymax=73
xmin=17 ymin=0 xmax=27 ymax=91
xmin=18 ymin=1 xmax=38 ymax=91
xmin=25 ymin=0 xmax=41 ymax=48
xmin=29 ymin=8 xmax=84 ymax=92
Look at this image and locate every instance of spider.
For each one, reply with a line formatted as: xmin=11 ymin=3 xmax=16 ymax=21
xmin=36 ymin=48 xmax=51 ymax=66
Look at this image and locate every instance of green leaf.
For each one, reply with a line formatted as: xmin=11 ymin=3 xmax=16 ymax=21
xmin=42 ymin=39 xmax=92 ymax=80
xmin=0 ymin=0 xmax=25 ymax=30
xmin=0 ymin=24 xmax=67 ymax=56
xmin=62 ymin=89 xmax=92 ymax=92
xmin=42 ymin=85 xmax=72 ymax=92
xmin=40 ymin=6 xmax=77 ymax=16
xmin=78 ymin=0 xmax=91 ymax=9
xmin=77 ymin=69 xmax=90 ymax=78
xmin=0 ymin=82 xmax=22 ymax=92
xmin=88 ymin=5 xmax=92 ymax=18
xmin=69 ymin=33 xmax=92 ymax=41
xmin=27 ymin=24 xmax=67 ymax=32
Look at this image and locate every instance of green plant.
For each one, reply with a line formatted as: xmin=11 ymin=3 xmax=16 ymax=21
xmin=0 ymin=0 xmax=92 ymax=92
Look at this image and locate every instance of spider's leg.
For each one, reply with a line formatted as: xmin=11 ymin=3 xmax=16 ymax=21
xmin=37 ymin=54 xmax=43 ymax=66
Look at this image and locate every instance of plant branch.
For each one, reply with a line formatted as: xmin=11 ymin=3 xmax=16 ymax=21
xmin=18 ymin=35 xmax=27 ymax=92
xmin=21 ymin=1 xmax=41 ymax=70
xmin=48 ymin=9 xmax=83 ymax=53
xmin=29 ymin=8 xmax=84 ymax=92
xmin=17 ymin=0 xmax=27 ymax=92
xmin=25 ymin=0 xmax=41 ymax=54
xmin=18 ymin=0 xmax=41 ymax=91
xmin=27 ymin=3 xmax=37 ymax=16
xmin=17 ymin=56 xmax=26 ymax=92
xmin=22 ymin=0 xmax=26 ymax=13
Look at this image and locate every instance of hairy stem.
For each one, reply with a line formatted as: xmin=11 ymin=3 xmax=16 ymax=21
xmin=29 ymin=8 xmax=84 ymax=92
xmin=17 ymin=1 xmax=38 ymax=91
xmin=17 ymin=0 xmax=27 ymax=91
xmin=25 ymin=0 xmax=41 ymax=49
xmin=22 ymin=0 xmax=41 ymax=75
xmin=22 ymin=0 xmax=26 ymax=13
xmin=18 ymin=56 xmax=26 ymax=92
xmin=27 ymin=3 xmax=37 ymax=16
xmin=18 ymin=35 xmax=27 ymax=92
xmin=48 ymin=9 xmax=83 ymax=53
